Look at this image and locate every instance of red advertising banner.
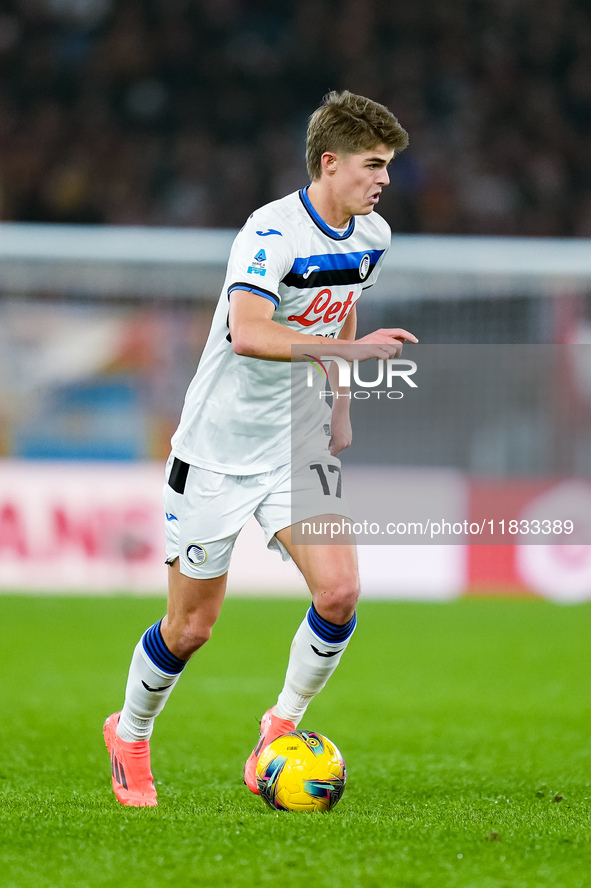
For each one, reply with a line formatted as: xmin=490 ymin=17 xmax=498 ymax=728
xmin=468 ymin=478 xmax=591 ymax=602
xmin=2 ymin=461 xmax=590 ymax=601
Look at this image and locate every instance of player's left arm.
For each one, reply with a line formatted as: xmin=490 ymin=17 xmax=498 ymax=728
xmin=328 ymin=306 xmax=357 ymax=456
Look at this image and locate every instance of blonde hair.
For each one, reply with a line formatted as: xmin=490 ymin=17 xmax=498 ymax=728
xmin=306 ymin=90 xmax=408 ymax=181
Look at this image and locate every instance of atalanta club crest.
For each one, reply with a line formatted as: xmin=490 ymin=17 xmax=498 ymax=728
xmin=359 ymin=254 xmax=371 ymax=281
xmin=186 ymin=544 xmax=207 ymax=565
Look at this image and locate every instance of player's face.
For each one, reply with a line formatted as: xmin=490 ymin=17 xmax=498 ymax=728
xmin=332 ymin=145 xmax=394 ymax=217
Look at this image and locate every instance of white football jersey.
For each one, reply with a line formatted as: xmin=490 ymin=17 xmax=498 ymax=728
xmin=171 ymin=187 xmax=391 ymax=474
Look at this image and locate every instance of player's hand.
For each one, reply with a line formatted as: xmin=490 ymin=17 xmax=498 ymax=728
xmin=329 ymin=413 xmax=353 ymax=456
xmin=354 ymin=328 xmax=418 ymax=360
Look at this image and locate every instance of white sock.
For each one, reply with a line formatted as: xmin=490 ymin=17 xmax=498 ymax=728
xmin=117 ymin=621 xmax=186 ymax=742
xmin=274 ymin=606 xmax=356 ymax=726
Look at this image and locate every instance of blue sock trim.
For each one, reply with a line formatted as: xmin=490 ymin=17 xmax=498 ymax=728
xmin=307 ymin=606 xmax=357 ymax=644
xmin=142 ymin=620 xmax=186 ymax=675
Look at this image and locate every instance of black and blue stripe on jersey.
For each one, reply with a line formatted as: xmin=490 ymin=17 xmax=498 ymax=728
xmin=225 ymin=185 xmax=383 ymax=316
xmin=282 ymin=249 xmax=384 ymax=289
xmin=227 ymin=239 xmax=383 ymax=306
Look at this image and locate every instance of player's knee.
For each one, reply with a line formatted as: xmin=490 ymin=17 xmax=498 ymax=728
xmin=168 ymin=620 xmax=213 ymax=659
xmin=188 ymin=623 xmax=214 ymax=653
xmin=314 ymin=575 xmax=360 ymax=625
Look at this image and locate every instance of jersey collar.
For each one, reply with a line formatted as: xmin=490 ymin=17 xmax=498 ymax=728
xmin=299 ymin=186 xmax=356 ymax=240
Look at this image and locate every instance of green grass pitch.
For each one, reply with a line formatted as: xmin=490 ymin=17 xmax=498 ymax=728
xmin=1 ymin=594 xmax=591 ymax=888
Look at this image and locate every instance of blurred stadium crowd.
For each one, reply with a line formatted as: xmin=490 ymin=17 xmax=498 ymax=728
xmin=0 ymin=0 xmax=590 ymax=235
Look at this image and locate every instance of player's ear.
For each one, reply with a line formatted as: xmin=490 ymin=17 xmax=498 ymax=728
xmin=320 ymin=151 xmax=339 ymax=175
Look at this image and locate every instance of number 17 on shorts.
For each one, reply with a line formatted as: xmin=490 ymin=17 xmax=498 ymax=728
xmin=290 ymin=456 xmax=353 ymax=544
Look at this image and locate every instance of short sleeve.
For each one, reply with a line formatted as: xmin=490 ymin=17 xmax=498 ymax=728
xmin=226 ymin=214 xmax=294 ymax=309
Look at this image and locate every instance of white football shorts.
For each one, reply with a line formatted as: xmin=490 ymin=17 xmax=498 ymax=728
xmin=163 ymin=452 xmax=351 ymax=579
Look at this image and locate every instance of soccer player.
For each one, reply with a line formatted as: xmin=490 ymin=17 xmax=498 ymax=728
xmin=104 ymin=90 xmax=417 ymax=806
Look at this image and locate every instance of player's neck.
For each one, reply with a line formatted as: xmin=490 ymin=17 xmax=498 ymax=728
xmin=306 ymin=182 xmax=352 ymax=230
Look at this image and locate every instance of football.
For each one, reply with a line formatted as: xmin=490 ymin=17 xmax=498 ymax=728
xmin=255 ymin=730 xmax=346 ymax=812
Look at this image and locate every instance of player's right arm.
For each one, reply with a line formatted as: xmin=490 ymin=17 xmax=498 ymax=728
xmin=228 ymin=290 xmax=417 ymax=362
